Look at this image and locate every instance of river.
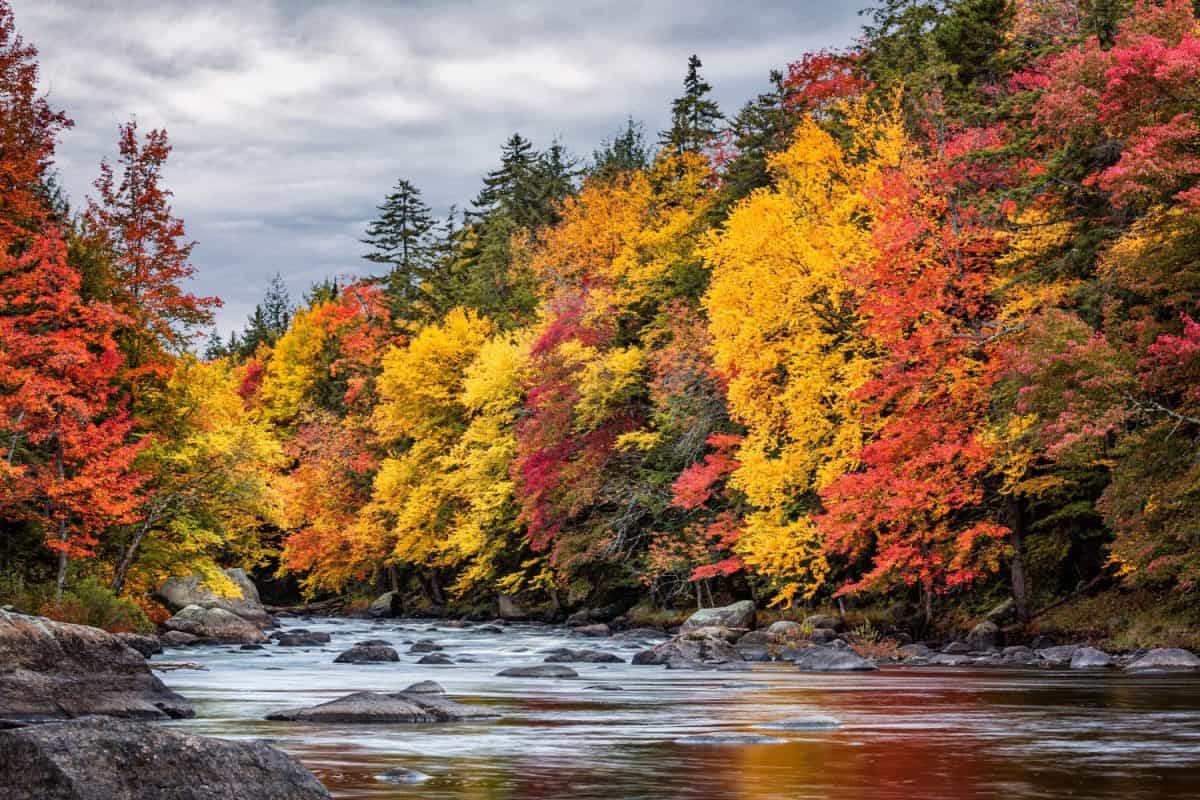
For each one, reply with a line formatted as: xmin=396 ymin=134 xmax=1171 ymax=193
xmin=158 ymin=617 xmax=1200 ymax=799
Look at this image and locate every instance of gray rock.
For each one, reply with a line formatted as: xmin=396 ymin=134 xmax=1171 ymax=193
xmin=417 ymin=653 xmax=453 ymax=665
xmin=334 ymin=645 xmax=400 ymax=664
xmin=810 ymin=628 xmax=839 ymax=644
xmin=0 ymin=717 xmax=329 ymax=800
xmin=792 ymin=646 xmax=876 ymax=672
xmin=355 ymin=639 xmax=392 ymax=647
xmin=497 ymin=594 xmax=527 ymax=620
xmin=409 ymin=640 xmax=442 ymax=653
xmin=803 ymin=614 xmax=844 ymax=631
xmin=368 ymin=591 xmax=402 ymax=619
xmin=943 ymin=641 xmax=972 ymax=655
xmin=573 ymin=623 xmax=611 ymax=637
xmin=163 ymin=605 xmax=268 ymax=645
xmin=0 ymin=610 xmax=194 ymax=721
xmin=267 ymin=690 xmax=498 ymax=723
xmin=613 ymin=627 xmax=667 ymax=641
xmin=898 ymin=643 xmax=932 ymax=659
xmin=1001 ymin=646 xmax=1037 ymax=665
xmin=496 ymin=664 xmax=579 ymax=678
xmin=155 ymin=568 xmax=272 ymax=627
xmin=274 ymin=630 xmax=331 ymax=646
xmin=1036 ymin=644 xmax=1080 ymax=665
xmin=966 ymin=620 xmax=1001 ymax=651
xmin=401 ymin=680 xmax=445 ymax=694
xmin=115 ymin=633 xmax=162 ymax=658
xmin=1070 ymin=647 xmax=1114 ymax=669
xmin=1126 ymin=648 xmax=1200 ymax=672
xmin=766 ymin=620 xmax=804 ymax=638
xmin=681 ymin=600 xmax=756 ymax=633
xmin=543 ymin=648 xmax=624 ymax=664
xmin=675 ymin=733 xmax=786 ymax=745
xmin=734 ymin=630 xmax=774 ymax=661
xmin=159 ymin=630 xmax=199 ymax=647
xmin=928 ymin=653 xmax=974 ymax=666
xmin=631 ymin=628 xmax=743 ymax=669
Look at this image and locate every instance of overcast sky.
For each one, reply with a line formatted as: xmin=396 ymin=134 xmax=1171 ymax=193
xmin=15 ymin=1 xmax=866 ymax=334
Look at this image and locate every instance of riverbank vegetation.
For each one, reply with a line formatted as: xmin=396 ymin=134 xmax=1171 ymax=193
xmin=3 ymin=0 xmax=1200 ymax=642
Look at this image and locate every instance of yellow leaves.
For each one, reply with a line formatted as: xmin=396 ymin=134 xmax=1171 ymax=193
xmin=258 ymin=307 xmax=326 ymax=424
xmin=735 ymin=513 xmax=829 ymax=605
xmin=573 ymin=345 xmax=644 ymax=429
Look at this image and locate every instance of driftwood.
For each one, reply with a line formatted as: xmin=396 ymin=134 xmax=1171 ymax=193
xmin=264 ymin=597 xmax=345 ymax=615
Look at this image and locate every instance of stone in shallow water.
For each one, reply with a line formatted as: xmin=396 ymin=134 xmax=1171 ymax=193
xmin=265 ymin=690 xmax=498 ymax=723
xmin=792 ymin=646 xmax=876 ymax=672
xmin=496 ymin=664 xmax=578 ymax=678
xmin=334 ymin=645 xmax=400 ymax=664
xmin=675 ymin=733 xmax=786 ymax=745
xmin=378 ymin=767 xmax=431 ymax=784
xmin=542 ymin=647 xmax=624 ymax=664
xmin=1070 ymin=647 xmax=1114 ymax=669
xmin=584 ymin=684 xmax=624 ymax=691
xmin=759 ymin=715 xmax=841 ymax=730
xmin=417 ymin=653 xmax=453 ymax=665
xmin=401 ymin=680 xmax=445 ymax=694
xmin=1126 ymin=648 xmax=1200 ymax=672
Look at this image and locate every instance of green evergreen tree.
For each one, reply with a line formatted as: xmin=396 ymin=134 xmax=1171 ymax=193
xmin=659 ymin=55 xmax=723 ymax=155
xmin=590 ymin=117 xmax=650 ymax=181
xmin=710 ymin=70 xmax=796 ymax=220
xmin=238 ymin=272 xmax=292 ymax=356
xmin=362 ymin=177 xmax=437 ymax=321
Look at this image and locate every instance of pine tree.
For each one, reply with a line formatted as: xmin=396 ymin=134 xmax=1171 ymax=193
xmin=202 ymin=329 xmax=228 ymax=360
xmin=711 ymin=70 xmax=796 ymax=219
xmin=362 ymin=178 xmax=437 ymax=320
xmin=591 ymin=117 xmax=651 ymax=180
xmin=660 ymin=55 xmax=723 ymax=155
xmin=238 ymin=272 xmax=292 ymax=356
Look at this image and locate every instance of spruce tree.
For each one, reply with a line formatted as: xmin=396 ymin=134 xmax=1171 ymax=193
xmin=238 ymin=272 xmax=292 ymax=356
xmin=660 ymin=55 xmax=723 ymax=155
xmin=590 ymin=117 xmax=650 ymax=180
xmin=362 ymin=178 xmax=437 ymax=320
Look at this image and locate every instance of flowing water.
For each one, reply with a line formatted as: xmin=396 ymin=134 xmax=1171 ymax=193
xmin=159 ymin=617 xmax=1200 ymax=800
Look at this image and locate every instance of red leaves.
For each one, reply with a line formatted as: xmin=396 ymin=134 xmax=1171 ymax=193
xmin=671 ymin=433 xmax=740 ymax=510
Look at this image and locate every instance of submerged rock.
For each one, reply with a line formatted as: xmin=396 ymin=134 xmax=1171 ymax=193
xmin=573 ymin=623 xmax=612 ymax=637
xmin=334 ymin=645 xmax=400 ymax=664
xmin=266 ymin=689 xmax=498 ymax=723
xmin=159 ymin=630 xmax=200 ymax=647
xmin=1036 ymin=644 xmax=1079 ymax=665
xmin=0 ymin=717 xmax=329 ymax=800
xmin=792 ymin=646 xmax=876 ymax=672
xmin=496 ymin=664 xmax=578 ymax=678
xmin=681 ymin=600 xmax=756 ymax=633
xmin=542 ymin=648 xmax=624 ymax=664
xmin=378 ymin=767 xmax=432 ymax=785
xmin=0 ymin=609 xmax=194 ymax=721
xmin=417 ymin=653 xmax=453 ymax=665
xmin=163 ymin=605 xmax=267 ymax=645
xmin=274 ymin=630 xmax=331 ymax=646
xmin=409 ymin=640 xmax=443 ymax=653
xmin=401 ymin=680 xmax=445 ymax=694
xmin=1126 ymin=648 xmax=1200 ymax=672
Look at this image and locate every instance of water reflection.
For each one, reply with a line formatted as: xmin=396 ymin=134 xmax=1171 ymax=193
xmin=159 ymin=618 xmax=1200 ymax=799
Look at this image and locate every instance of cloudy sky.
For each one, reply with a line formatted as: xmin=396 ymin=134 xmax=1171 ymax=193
xmin=15 ymin=1 xmax=866 ymax=334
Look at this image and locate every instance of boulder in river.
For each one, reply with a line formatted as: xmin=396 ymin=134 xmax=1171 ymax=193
xmin=573 ymin=623 xmax=611 ymax=637
xmin=0 ymin=609 xmax=194 ymax=722
xmin=401 ymin=680 xmax=445 ymax=694
xmin=159 ymin=630 xmax=200 ymax=648
xmin=1070 ymin=646 xmax=1114 ymax=669
xmin=273 ymin=630 xmax=332 ymax=646
xmin=791 ymin=645 xmax=876 ymax=672
xmin=632 ymin=627 xmax=743 ymax=669
xmin=115 ymin=632 xmax=162 ymax=658
xmin=734 ymin=630 xmax=774 ymax=662
xmin=1035 ymin=644 xmax=1079 ymax=665
xmin=368 ymin=590 xmax=402 ymax=619
xmin=267 ymin=689 xmax=497 ymax=723
xmin=378 ymin=767 xmax=432 ymax=785
xmin=1001 ymin=645 xmax=1037 ymax=665
xmin=496 ymin=664 xmax=579 ymax=678
xmin=898 ymin=643 xmax=932 ymax=660
xmin=155 ymin=568 xmax=273 ymax=628
xmin=542 ymin=648 xmax=624 ymax=664
xmin=417 ymin=653 xmax=453 ymax=665
xmin=334 ymin=645 xmax=400 ymax=664
xmin=766 ymin=620 xmax=804 ymax=639
xmin=162 ymin=605 xmax=268 ymax=645
xmin=0 ymin=717 xmax=330 ymax=800
xmin=1126 ymin=648 xmax=1200 ymax=672
xmin=409 ymin=639 xmax=442 ymax=653
xmin=681 ymin=600 xmax=755 ymax=633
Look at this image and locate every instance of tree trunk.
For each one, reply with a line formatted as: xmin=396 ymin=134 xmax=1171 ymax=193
xmin=388 ymin=565 xmax=400 ymax=594
xmin=1007 ymin=495 xmax=1032 ymax=624
xmin=111 ymin=516 xmax=155 ymax=595
xmin=428 ymin=570 xmax=445 ymax=606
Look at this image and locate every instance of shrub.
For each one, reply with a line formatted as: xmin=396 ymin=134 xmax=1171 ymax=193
xmin=40 ymin=577 xmax=154 ymax=634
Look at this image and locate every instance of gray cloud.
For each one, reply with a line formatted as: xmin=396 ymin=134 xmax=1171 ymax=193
xmin=16 ymin=1 xmax=865 ymax=333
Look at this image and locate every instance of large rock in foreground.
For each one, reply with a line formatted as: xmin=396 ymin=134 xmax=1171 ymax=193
xmin=1126 ymin=648 xmax=1200 ymax=672
xmin=0 ymin=610 xmax=193 ymax=722
xmin=162 ymin=605 xmax=268 ymax=645
xmin=0 ymin=717 xmax=329 ymax=800
xmin=681 ymin=600 xmax=755 ymax=633
xmin=155 ymin=568 xmax=272 ymax=627
xmin=266 ymin=690 xmax=498 ymax=723
xmin=632 ymin=627 xmax=743 ymax=669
